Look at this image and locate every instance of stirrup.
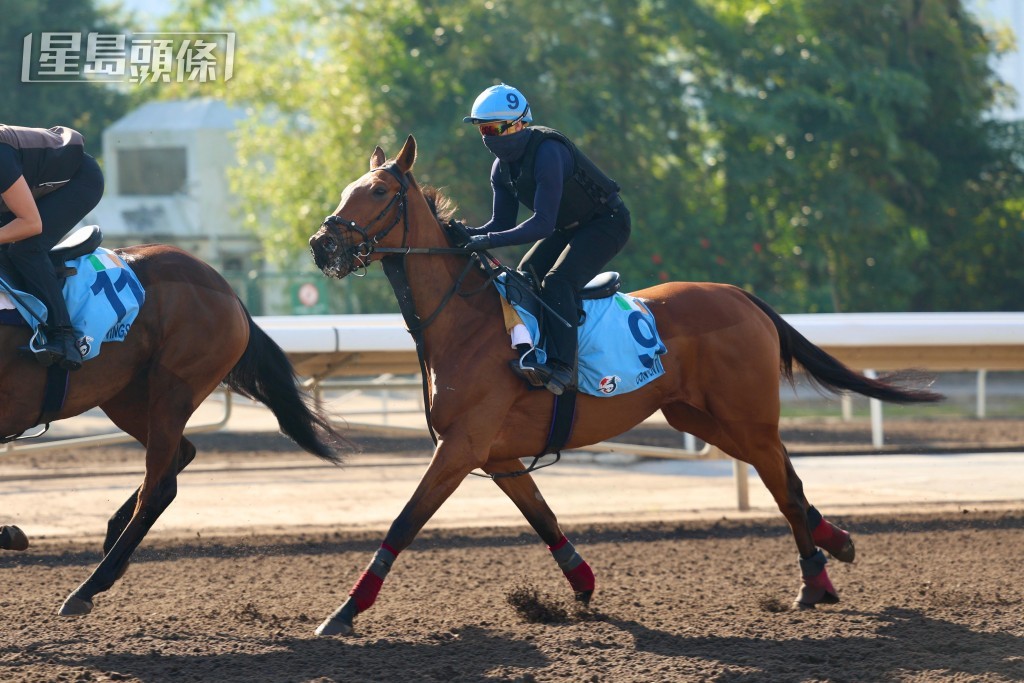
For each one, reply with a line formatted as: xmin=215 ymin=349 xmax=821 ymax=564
xmin=27 ymin=327 xmax=57 ymax=367
xmin=508 ymin=347 xmax=547 ymax=388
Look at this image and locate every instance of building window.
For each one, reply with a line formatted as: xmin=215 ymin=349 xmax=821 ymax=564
xmin=117 ymin=147 xmax=188 ymax=196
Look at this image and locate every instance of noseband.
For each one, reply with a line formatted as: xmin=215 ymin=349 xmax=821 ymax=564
xmin=320 ymin=163 xmax=409 ymax=271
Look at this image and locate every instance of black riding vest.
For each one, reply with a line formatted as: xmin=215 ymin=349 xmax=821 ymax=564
xmin=0 ymin=125 xmax=85 ymax=212
xmin=499 ymin=126 xmax=621 ymax=229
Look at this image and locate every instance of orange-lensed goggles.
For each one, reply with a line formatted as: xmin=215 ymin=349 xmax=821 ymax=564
xmin=477 ymin=121 xmax=517 ymax=137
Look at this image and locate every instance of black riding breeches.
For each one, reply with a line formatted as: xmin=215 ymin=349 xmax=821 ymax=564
xmin=0 ymin=154 xmax=104 ymax=328
xmin=518 ymin=204 xmax=631 ymax=366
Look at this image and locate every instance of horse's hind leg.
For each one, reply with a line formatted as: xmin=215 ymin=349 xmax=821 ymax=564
xmin=744 ymin=435 xmax=843 ymax=608
xmin=806 ymin=502 xmax=855 ymax=563
xmin=59 ymin=388 xmax=194 ymax=616
xmin=96 ymin=384 xmax=200 ymax=558
xmin=665 ymin=398 xmax=847 ymax=608
xmin=101 ymin=440 xmax=197 ymax=559
xmin=486 ymin=463 xmax=595 ymax=605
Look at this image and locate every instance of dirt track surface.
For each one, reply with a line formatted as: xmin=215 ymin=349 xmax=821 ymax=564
xmin=2 ymin=420 xmax=1023 ymax=682
xmin=2 ymin=510 xmax=1023 ymax=682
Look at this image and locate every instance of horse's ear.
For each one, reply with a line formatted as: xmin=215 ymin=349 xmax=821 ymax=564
xmin=370 ymin=146 xmax=386 ymax=170
xmin=395 ymin=135 xmax=417 ymax=173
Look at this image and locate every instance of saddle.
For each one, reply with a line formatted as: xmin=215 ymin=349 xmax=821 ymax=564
xmin=0 ymin=225 xmax=104 ymax=291
xmin=502 ymin=269 xmax=621 ymax=390
xmin=502 ymin=268 xmax=621 ymax=320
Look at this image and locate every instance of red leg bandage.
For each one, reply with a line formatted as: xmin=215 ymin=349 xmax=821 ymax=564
xmin=812 ymin=518 xmax=850 ymax=555
xmin=349 ymin=570 xmax=384 ymax=612
xmin=564 ymin=560 xmax=595 ymax=593
xmin=803 ymin=565 xmax=837 ymax=597
xmin=348 ymin=543 xmax=399 ymax=613
xmin=548 ymin=535 xmax=595 ymax=594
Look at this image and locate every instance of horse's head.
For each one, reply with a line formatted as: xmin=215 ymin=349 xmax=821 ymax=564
xmin=310 ymin=135 xmax=418 ymax=279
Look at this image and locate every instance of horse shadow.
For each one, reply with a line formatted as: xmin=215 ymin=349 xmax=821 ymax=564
xmin=602 ymin=606 xmax=1024 ymax=681
xmin=10 ymin=625 xmax=545 ymax=683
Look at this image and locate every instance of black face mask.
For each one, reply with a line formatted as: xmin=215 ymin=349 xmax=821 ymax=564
xmin=481 ymin=128 xmax=532 ymax=162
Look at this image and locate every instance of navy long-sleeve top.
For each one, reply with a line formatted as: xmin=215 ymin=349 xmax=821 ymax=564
xmin=470 ymin=139 xmax=574 ymax=248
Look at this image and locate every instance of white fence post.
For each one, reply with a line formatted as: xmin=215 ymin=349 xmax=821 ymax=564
xmin=976 ymin=369 xmax=988 ymax=419
xmin=734 ymin=459 xmax=750 ymax=511
xmin=865 ymin=369 xmax=884 ymax=448
xmin=841 ymin=394 xmax=853 ymax=421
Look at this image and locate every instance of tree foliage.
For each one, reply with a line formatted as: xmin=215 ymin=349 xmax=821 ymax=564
xmin=0 ymin=0 xmax=137 ymax=159
xmin=169 ymin=0 xmax=1022 ymax=312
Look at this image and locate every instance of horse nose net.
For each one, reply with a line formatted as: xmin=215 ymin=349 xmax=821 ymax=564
xmin=313 ymin=215 xmax=365 ymax=277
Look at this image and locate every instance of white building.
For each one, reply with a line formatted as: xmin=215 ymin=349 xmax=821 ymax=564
xmin=83 ymin=98 xmax=332 ymax=314
xmin=86 ymin=98 xmax=257 ymax=273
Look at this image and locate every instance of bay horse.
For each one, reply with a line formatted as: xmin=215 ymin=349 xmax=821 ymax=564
xmin=308 ymin=135 xmax=941 ymax=636
xmin=0 ymin=244 xmax=346 ymax=615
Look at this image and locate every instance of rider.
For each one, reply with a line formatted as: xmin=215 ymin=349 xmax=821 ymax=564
xmin=0 ymin=124 xmax=104 ymax=370
xmin=461 ymin=83 xmax=631 ymax=395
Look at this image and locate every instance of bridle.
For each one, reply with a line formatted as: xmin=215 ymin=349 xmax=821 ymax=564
xmin=319 ymin=163 xmax=411 ymax=273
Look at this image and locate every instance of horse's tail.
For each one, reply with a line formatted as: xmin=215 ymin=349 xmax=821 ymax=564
xmin=223 ymin=308 xmax=349 ymax=464
xmin=742 ymin=291 xmax=944 ymax=404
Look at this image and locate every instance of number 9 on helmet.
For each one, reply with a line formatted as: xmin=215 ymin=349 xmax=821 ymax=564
xmin=463 ymin=83 xmax=533 ymax=124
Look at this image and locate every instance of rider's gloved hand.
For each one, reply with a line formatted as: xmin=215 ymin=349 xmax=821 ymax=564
xmin=446 ymin=219 xmax=472 ymax=247
xmin=464 ymin=235 xmax=493 ymax=252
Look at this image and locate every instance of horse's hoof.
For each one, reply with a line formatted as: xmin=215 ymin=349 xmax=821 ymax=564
xmin=574 ymin=589 xmax=593 ymax=606
xmin=0 ymin=525 xmax=29 ymax=551
xmin=793 ymin=584 xmax=840 ymax=609
xmin=828 ymin=537 xmax=856 ymax=564
xmin=315 ymin=616 xmax=353 ymax=637
xmin=58 ymin=595 xmax=94 ymax=616
xmin=315 ymin=599 xmax=358 ymax=636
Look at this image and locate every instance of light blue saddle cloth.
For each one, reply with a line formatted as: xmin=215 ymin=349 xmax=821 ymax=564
xmin=0 ymin=248 xmax=145 ymax=362
xmin=495 ymin=276 xmax=667 ymax=397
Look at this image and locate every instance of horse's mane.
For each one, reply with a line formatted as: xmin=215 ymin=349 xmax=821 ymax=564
xmin=422 ymin=185 xmax=457 ymax=224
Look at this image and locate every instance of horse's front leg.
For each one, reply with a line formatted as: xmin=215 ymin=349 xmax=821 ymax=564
xmin=486 ymin=461 xmax=595 ymax=605
xmin=316 ymin=436 xmax=485 ymax=637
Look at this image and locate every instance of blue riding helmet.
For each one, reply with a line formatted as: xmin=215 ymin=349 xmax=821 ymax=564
xmin=463 ymin=83 xmax=533 ymax=124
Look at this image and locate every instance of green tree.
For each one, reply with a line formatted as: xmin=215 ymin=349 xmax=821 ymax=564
xmin=669 ymin=0 xmax=1023 ymax=311
xmin=168 ymin=0 xmax=1022 ymax=312
xmin=0 ymin=0 xmax=137 ymax=158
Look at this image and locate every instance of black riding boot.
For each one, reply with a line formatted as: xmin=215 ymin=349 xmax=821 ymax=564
xmin=541 ymin=307 xmax=577 ymax=395
xmin=39 ymin=325 xmax=82 ymax=371
xmin=10 ymin=249 xmax=82 ymax=370
xmin=515 ymin=289 xmax=578 ymax=396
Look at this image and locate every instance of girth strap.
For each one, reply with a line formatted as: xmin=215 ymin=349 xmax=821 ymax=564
xmin=381 ymin=254 xmax=576 ymax=478
xmin=0 ymin=364 xmax=69 ymax=443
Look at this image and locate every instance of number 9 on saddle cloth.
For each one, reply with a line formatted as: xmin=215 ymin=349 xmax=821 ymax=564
xmin=496 ymin=270 xmax=667 ymax=397
xmin=0 ymin=225 xmax=144 ymax=366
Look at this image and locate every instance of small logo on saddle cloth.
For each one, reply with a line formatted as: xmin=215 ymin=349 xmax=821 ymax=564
xmin=76 ymin=335 xmax=93 ymax=359
xmin=598 ymin=375 xmax=620 ymax=394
